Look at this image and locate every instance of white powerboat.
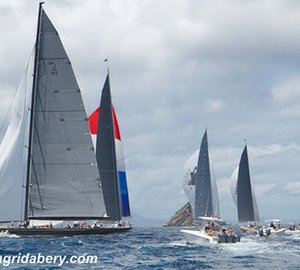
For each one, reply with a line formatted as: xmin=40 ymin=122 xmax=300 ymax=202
xmin=181 ymin=217 xmax=240 ymax=244
xmin=285 ymin=223 xmax=300 ymax=233
xmin=258 ymin=219 xmax=287 ymax=236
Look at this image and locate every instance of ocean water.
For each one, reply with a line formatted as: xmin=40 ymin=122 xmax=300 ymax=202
xmin=0 ymin=227 xmax=300 ymax=269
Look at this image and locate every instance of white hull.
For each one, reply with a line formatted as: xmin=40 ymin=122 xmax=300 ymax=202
xmin=259 ymin=227 xmax=287 ymax=236
xmin=270 ymin=228 xmax=287 ymax=234
xmin=285 ymin=229 xmax=300 ymax=234
xmin=181 ymin=229 xmax=219 ymax=244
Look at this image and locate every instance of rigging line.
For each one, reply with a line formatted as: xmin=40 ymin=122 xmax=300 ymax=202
xmin=205 ymin=191 xmax=210 ymax=217
xmin=39 ymin=57 xmax=69 ymax=60
xmin=25 ymin=2 xmax=44 ymax=222
xmin=20 ymin=47 xmax=36 ymax=222
xmin=34 ymin=125 xmax=46 ymax=169
xmin=33 ymin=162 xmax=96 ymax=166
xmin=35 ymin=109 xmax=86 ymax=112
xmin=31 ymin=161 xmax=44 ymax=213
xmin=35 ymin=60 xmax=47 ymax=121
xmin=208 ymin=142 xmax=219 ymax=217
xmin=108 ymin=75 xmax=122 ymax=219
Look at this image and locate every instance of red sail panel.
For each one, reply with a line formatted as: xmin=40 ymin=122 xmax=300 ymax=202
xmin=88 ymin=106 xmax=121 ymax=140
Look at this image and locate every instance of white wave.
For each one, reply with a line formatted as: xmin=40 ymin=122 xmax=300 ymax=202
xmin=168 ymin=239 xmax=189 ymax=247
xmin=218 ymin=236 xmax=271 ymax=256
xmin=285 ymin=230 xmax=300 ymax=235
xmin=0 ymin=231 xmax=19 ymax=238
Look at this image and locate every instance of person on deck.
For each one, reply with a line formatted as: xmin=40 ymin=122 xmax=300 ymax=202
xmin=270 ymin=221 xmax=276 ymax=229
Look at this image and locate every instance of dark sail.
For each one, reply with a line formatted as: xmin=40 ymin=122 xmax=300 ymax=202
xmin=28 ymin=7 xmax=106 ymax=219
xmin=194 ymin=130 xmax=219 ymax=219
xmin=88 ymin=106 xmax=131 ymax=218
xmin=96 ymin=74 xmax=121 ymax=221
xmin=237 ymin=145 xmax=259 ymax=222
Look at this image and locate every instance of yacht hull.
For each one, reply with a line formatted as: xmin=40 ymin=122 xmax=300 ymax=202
xmin=181 ymin=229 xmax=218 ymax=244
xmin=0 ymin=226 xmax=132 ymax=236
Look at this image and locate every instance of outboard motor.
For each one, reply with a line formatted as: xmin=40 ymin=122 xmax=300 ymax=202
xmin=224 ymin=234 xmax=229 ymax=243
xmin=218 ymin=234 xmax=225 ymax=243
xmin=235 ymin=235 xmax=241 ymax=242
xmin=266 ymin=229 xmax=271 ymax=236
xmin=227 ymin=235 xmax=233 ymax=243
xmin=259 ymin=229 xmax=264 ymax=237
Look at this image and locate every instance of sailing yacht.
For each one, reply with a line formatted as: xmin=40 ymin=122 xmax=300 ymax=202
xmin=88 ymin=73 xmax=131 ymax=226
xmin=231 ymin=144 xmax=260 ymax=223
xmin=0 ymin=3 xmax=130 ymax=236
xmin=232 ymin=144 xmax=287 ymax=236
xmin=183 ymin=130 xmax=219 ymax=219
xmin=231 ymin=143 xmax=262 ymax=234
xmin=194 ymin=130 xmax=219 ymax=220
xmin=181 ymin=130 xmax=240 ymax=244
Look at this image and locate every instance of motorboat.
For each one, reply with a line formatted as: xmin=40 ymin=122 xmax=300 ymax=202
xmin=181 ymin=217 xmax=241 ymax=244
xmin=258 ymin=219 xmax=287 ymax=236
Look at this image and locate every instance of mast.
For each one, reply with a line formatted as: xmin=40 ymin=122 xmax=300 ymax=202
xmin=24 ymin=2 xmax=44 ymax=222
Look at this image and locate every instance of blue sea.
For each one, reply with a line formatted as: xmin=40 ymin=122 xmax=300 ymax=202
xmin=0 ymin=227 xmax=299 ymax=269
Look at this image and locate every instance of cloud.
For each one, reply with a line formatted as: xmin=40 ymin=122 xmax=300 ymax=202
xmin=270 ymin=74 xmax=300 ymax=117
xmin=284 ymin=182 xmax=300 ymax=195
xmin=249 ymin=143 xmax=300 ymax=157
xmin=205 ymin=99 xmax=224 ymax=112
xmin=1 ymin=0 xmax=300 ymax=222
xmin=272 ymin=74 xmax=300 ymax=103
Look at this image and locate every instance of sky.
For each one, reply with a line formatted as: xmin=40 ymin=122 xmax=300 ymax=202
xmin=0 ymin=0 xmax=300 ymax=223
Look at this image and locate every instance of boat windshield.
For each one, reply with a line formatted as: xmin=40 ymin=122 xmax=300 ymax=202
xmin=199 ymin=216 xmax=225 ymax=224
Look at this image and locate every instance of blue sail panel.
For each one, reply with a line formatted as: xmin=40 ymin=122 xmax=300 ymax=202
xmin=119 ymin=171 xmax=131 ymax=217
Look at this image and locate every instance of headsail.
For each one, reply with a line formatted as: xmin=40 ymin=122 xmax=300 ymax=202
xmin=27 ymin=6 xmax=106 ymax=220
xmin=194 ymin=130 xmax=219 ymax=219
xmin=0 ymin=51 xmax=34 ymax=223
xmin=183 ymin=150 xmax=198 ymax=211
xmin=93 ymin=73 xmax=123 ymax=221
xmin=234 ymin=145 xmax=259 ymax=223
xmin=88 ymin=103 xmax=131 ymax=218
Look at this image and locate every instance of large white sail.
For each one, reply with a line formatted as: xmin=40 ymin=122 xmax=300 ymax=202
xmin=0 ymin=51 xmax=34 ymax=222
xmin=183 ymin=150 xmax=198 ymax=211
xmin=230 ymin=166 xmax=238 ymax=206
